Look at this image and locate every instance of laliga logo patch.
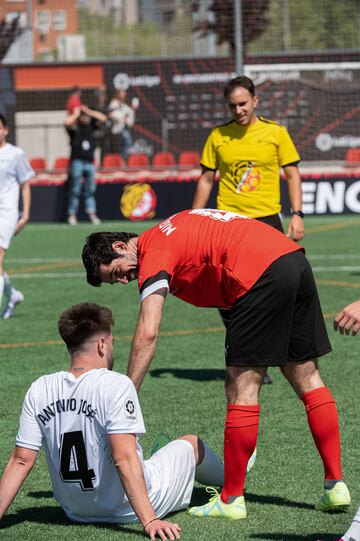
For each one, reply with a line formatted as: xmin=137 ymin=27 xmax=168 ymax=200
xmin=231 ymin=161 xmax=261 ymax=193
xmin=120 ymin=183 xmax=157 ymax=221
xmin=125 ymin=399 xmax=137 ymax=422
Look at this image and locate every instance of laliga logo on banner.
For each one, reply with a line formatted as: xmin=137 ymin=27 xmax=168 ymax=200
xmin=120 ymin=183 xmax=157 ymax=221
xmin=316 ymin=133 xmax=360 ymax=152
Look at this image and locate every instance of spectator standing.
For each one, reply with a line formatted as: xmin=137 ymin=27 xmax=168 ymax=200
xmin=108 ymin=89 xmax=139 ymax=161
xmin=93 ymin=86 xmax=111 ymax=166
xmin=65 ymin=105 xmax=107 ymax=226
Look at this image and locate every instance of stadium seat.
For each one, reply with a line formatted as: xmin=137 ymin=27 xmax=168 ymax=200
xmin=102 ymin=153 xmax=126 ymax=168
xmin=53 ymin=157 xmax=69 ymax=171
xmin=30 ymin=157 xmax=47 ymax=172
xmin=178 ymin=151 xmax=200 ymax=167
xmin=152 ymin=151 xmax=176 ymax=167
xmin=127 ymin=153 xmax=150 ymax=167
xmin=345 ymin=148 xmax=360 ymax=164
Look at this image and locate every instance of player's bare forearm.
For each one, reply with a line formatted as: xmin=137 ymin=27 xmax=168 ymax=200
xmin=16 ymin=182 xmax=31 ymax=235
xmin=0 ymin=447 xmax=37 ymax=520
xmin=127 ymin=329 xmax=158 ymax=391
xmin=109 ymin=434 xmax=181 ymax=539
xmin=192 ymin=169 xmax=215 ymax=209
xmin=127 ymin=292 xmax=166 ymax=391
xmin=284 ymin=165 xmax=304 ymax=241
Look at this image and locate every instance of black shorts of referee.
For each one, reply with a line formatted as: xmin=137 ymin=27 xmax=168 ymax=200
xmin=224 ymin=250 xmax=331 ymax=367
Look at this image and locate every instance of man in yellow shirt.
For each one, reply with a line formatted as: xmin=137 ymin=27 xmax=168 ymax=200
xmin=193 ymin=75 xmax=304 ymax=384
xmin=193 ymin=75 xmax=304 ymax=240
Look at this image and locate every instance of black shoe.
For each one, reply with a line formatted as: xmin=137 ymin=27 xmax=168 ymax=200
xmin=262 ymin=373 xmax=273 ymax=384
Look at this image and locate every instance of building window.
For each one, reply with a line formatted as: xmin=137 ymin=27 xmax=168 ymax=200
xmin=35 ymin=10 xmax=50 ymax=35
xmin=52 ymin=10 xmax=66 ymax=31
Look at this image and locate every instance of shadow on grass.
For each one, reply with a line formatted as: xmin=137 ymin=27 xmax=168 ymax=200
xmin=0 ymin=505 xmax=142 ymax=536
xmin=249 ymin=534 xmax=337 ymax=541
xmin=28 ymin=490 xmax=53 ymax=499
xmin=190 ymin=487 xmax=314 ymax=510
xmin=151 ymin=368 xmax=225 ymax=382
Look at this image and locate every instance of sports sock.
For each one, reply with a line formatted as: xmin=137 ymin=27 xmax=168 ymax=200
xmin=3 ymin=273 xmax=13 ymax=301
xmin=0 ymin=274 xmax=4 ymax=309
xmin=301 ymin=387 xmax=342 ymax=480
xmin=195 ymin=442 xmax=224 ymax=487
xmin=221 ymin=404 xmax=260 ymax=503
xmin=341 ymin=505 xmax=360 ymax=541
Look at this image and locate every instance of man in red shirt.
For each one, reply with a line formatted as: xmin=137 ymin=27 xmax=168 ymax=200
xmin=82 ymin=209 xmax=350 ymax=520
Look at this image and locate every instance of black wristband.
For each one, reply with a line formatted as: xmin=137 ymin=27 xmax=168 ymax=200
xmin=292 ymin=210 xmax=304 ymax=218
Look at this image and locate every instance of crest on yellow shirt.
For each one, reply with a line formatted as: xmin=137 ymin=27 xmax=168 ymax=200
xmin=230 ymin=161 xmax=261 ymax=193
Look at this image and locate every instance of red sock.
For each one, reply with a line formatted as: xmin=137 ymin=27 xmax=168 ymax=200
xmin=221 ymin=404 xmax=260 ymax=503
xmin=301 ymin=387 xmax=342 ymax=480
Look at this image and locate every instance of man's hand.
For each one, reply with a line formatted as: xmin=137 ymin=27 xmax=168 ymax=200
xmin=286 ymin=214 xmax=304 ymax=241
xmin=144 ymin=518 xmax=181 ymax=540
xmin=15 ymin=216 xmax=29 ymax=235
xmin=334 ymin=299 xmax=360 ymax=335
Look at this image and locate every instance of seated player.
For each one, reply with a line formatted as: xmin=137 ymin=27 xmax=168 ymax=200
xmin=0 ymin=302 xmax=224 ymax=539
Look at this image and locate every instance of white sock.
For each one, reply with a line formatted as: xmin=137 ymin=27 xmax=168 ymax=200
xmin=342 ymin=505 xmax=360 ymax=541
xmin=0 ymin=275 xmax=4 ymax=309
xmin=3 ymin=273 xmax=12 ymax=300
xmin=195 ymin=442 xmax=224 ymax=487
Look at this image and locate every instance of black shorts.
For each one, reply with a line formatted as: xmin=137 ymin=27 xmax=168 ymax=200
xmin=256 ymin=213 xmax=284 ymax=233
xmin=224 ymin=251 xmax=332 ymax=367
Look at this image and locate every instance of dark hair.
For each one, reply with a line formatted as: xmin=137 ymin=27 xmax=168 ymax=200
xmin=82 ymin=231 xmax=138 ymax=287
xmin=223 ymin=76 xmax=256 ymax=100
xmin=0 ymin=113 xmax=8 ymax=128
xmin=58 ymin=302 xmax=114 ymax=353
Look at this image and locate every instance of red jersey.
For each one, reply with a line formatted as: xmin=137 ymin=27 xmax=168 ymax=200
xmin=66 ymin=95 xmax=82 ymax=114
xmin=137 ymin=209 xmax=303 ymax=308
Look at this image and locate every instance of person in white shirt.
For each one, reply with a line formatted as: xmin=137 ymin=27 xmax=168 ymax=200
xmin=0 ymin=302 xmax=224 ymax=539
xmin=108 ymin=88 xmax=139 ymax=161
xmin=0 ymin=113 xmax=34 ymax=320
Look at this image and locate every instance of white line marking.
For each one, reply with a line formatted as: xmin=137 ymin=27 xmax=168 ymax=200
xmin=312 ymin=266 xmax=360 ymax=272
xmin=11 ymin=273 xmax=84 ymax=278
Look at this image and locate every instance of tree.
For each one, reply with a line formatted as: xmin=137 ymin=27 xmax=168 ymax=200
xmin=192 ymin=0 xmax=271 ymax=52
xmin=0 ymin=16 xmax=23 ymax=61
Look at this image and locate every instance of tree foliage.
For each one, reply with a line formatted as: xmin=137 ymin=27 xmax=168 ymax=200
xmin=192 ymin=0 xmax=271 ymax=51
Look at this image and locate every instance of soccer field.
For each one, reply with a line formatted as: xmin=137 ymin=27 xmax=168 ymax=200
xmin=1 ymin=216 xmax=360 ymax=541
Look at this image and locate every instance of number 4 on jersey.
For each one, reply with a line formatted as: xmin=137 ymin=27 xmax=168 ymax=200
xmin=60 ymin=431 xmax=96 ymax=490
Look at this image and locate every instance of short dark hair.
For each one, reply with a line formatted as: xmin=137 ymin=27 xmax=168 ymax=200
xmin=82 ymin=231 xmax=138 ymax=287
xmin=223 ymin=76 xmax=256 ymax=100
xmin=58 ymin=302 xmax=114 ymax=353
xmin=0 ymin=113 xmax=8 ymax=128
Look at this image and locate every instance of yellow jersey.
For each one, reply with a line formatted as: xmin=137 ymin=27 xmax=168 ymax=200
xmin=200 ymin=117 xmax=300 ymax=218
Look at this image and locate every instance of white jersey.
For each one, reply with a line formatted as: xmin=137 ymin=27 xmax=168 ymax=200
xmin=16 ymin=369 xmax=147 ymax=523
xmin=0 ymin=142 xmax=34 ymax=213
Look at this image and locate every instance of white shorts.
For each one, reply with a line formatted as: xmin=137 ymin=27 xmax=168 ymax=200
xmin=0 ymin=211 xmax=17 ymax=250
xmin=145 ymin=439 xmax=196 ymax=519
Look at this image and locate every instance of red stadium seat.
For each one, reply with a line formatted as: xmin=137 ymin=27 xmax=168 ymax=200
xmin=102 ymin=153 xmax=126 ymax=168
xmin=53 ymin=157 xmax=69 ymax=171
xmin=178 ymin=151 xmax=200 ymax=167
xmin=127 ymin=153 xmax=149 ymax=167
xmin=30 ymin=157 xmax=47 ymax=172
xmin=152 ymin=151 xmax=176 ymax=167
xmin=345 ymin=148 xmax=360 ymax=164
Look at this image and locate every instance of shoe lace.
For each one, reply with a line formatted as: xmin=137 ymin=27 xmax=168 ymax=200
xmin=205 ymin=486 xmax=220 ymax=503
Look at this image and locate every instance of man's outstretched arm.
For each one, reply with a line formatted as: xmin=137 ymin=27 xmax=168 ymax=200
xmin=109 ymin=433 xmax=181 ymax=540
xmin=127 ymin=290 xmax=167 ymax=391
xmin=0 ymin=446 xmax=38 ymax=520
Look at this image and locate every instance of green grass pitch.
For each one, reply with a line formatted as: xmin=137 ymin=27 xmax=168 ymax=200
xmin=1 ymin=216 xmax=360 ymax=541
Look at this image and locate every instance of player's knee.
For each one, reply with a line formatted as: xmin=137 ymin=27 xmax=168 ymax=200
xmin=177 ymin=434 xmax=201 ymax=463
